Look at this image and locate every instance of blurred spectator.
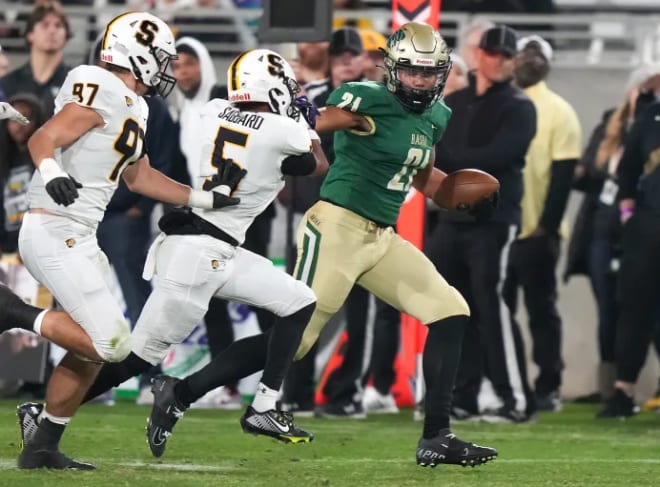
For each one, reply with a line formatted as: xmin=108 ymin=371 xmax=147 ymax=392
xmin=597 ymin=72 xmax=660 ymax=418
xmin=173 ymin=36 xmax=226 ymax=184
xmin=445 ymin=52 xmax=468 ymax=96
xmin=0 ymin=93 xmax=47 ymax=255
xmin=565 ymin=64 xmax=660 ymax=405
xmin=0 ymin=44 xmax=9 ymax=78
xmin=358 ymin=28 xmax=387 ymax=82
xmin=0 ymin=1 xmax=71 ymax=118
xmin=457 ymin=18 xmax=495 ymax=71
xmin=0 ymin=92 xmax=48 ymax=398
xmin=429 ymin=25 xmax=537 ymax=422
xmin=504 ymin=35 xmax=581 ymax=413
xmin=296 ymin=42 xmax=330 ymax=86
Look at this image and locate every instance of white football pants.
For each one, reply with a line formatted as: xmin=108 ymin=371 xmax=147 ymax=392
xmin=132 ymin=233 xmax=316 ymax=365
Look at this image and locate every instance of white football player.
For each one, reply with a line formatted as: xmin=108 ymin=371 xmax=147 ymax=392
xmin=11 ymin=12 xmax=243 ymax=470
xmin=42 ymin=48 xmax=327 ymax=456
xmin=136 ymin=48 xmax=327 ymax=454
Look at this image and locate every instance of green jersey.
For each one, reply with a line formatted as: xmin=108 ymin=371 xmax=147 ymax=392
xmin=320 ymin=81 xmax=451 ymax=226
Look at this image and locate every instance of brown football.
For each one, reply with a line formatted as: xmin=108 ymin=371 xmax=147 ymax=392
xmin=433 ymin=169 xmax=500 ymax=210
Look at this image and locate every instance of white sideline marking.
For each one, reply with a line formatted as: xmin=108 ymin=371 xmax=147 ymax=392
xmin=0 ymin=459 xmax=233 ymax=472
xmin=1 ymin=457 xmax=660 ymax=470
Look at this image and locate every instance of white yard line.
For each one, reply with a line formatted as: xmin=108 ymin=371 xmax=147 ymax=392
xmin=1 ymin=457 xmax=659 ymax=471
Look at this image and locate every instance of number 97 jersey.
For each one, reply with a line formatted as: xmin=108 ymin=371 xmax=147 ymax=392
xmin=27 ymin=65 xmax=148 ymax=224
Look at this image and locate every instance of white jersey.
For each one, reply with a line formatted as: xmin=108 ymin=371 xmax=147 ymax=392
xmin=193 ymin=98 xmax=316 ymax=243
xmin=28 ymin=65 xmax=148 ymax=225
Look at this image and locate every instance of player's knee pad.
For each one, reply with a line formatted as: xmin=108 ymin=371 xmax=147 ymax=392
xmin=94 ymin=321 xmax=132 ymax=363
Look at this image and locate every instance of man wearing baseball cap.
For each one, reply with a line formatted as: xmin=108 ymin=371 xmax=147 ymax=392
xmin=507 ymin=34 xmax=581 ymax=413
xmin=359 ymin=28 xmax=387 ymax=81
xmin=428 ymin=25 xmax=537 ymax=424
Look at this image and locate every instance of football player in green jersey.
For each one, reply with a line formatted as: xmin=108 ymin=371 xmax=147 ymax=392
xmin=292 ymin=22 xmax=497 ymax=467
xmin=86 ymin=23 xmax=498 ymax=468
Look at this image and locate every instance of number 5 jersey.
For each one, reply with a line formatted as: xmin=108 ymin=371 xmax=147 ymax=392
xmin=192 ymin=98 xmax=317 ymax=245
xmin=27 ymin=65 xmax=148 ymax=224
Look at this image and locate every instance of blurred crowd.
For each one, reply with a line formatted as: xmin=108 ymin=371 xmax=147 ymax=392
xmin=1 ymin=0 xmax=660 ymax=421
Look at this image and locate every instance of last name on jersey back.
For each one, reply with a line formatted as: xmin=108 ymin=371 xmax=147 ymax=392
xmin=217 ymin=106 xmax=264 ymax=130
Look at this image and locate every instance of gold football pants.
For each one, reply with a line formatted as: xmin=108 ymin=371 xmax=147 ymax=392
xmin=293 ymin=200 xmax=469 ymax=359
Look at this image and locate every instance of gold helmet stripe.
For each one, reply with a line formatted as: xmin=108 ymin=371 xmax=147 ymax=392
xmin=228 ymin=49 xmax=252 ymax=92
xmin=102 ymin=11 xmax=137 ymax=50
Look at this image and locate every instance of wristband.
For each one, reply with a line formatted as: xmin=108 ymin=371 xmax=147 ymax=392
xmin=38 ymin=158 xmax=67 ymax=184
xmin=214 ymin=185 xmax=231 ymax=196
xmin=187 ymin=189 xmax=214 ymax=209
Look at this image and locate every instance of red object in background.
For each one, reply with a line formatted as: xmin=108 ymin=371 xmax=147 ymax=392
xmin=315 ymin=1 xmax=442 ymax=408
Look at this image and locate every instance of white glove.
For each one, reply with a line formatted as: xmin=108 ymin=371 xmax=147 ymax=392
xmin=0 ymin=102 xmax=30 ymax=125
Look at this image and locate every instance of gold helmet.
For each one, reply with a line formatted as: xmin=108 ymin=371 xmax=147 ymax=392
xmin=384 ymin=22 xmax=452 ymax=112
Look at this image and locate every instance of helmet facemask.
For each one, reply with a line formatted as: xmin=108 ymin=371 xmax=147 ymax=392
xmin=385 ymin=57 xmax=452 ymax=112
xmin=130 ymin=45 xmax=177 ymax=98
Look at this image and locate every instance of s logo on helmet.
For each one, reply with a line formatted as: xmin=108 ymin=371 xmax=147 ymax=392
xmin=266 ymin=54 xmax=285 ymax=77
xmin=135 ymin=20 xmax=159 ymax=46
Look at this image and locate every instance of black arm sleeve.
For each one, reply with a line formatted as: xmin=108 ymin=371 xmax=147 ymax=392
xmin=439 ymin=99 xmax=537 ymax=172
xmin=539 ymin=159 xmax=577 ymax=234
xmin=281 ymin=152 xmax=317 ymax=176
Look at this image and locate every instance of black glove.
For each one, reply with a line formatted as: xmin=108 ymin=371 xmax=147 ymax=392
xmin=293 ymin=96 xmax=320 ymax=129
xmin=45 ymin=176 xmax=83 ymax=207
xmin=468 ymin=191 xmax=499 ymax=222
xmin=203 ymin=157 xmax=247 ymax=208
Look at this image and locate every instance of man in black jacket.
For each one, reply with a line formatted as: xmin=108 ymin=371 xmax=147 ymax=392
xmin=428 ymin=25 xmax=537 ymax=422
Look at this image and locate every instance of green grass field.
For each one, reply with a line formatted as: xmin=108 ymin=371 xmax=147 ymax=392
xmin=0 ymin=400 xmax=658 ymax=486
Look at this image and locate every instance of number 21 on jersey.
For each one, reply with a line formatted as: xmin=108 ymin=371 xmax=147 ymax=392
xmin=387 ymin=148 xmax=431 ymax=191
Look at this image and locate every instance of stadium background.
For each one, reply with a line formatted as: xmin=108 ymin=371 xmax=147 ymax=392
xmin=1 ymin=0 xmax=659 ymax=399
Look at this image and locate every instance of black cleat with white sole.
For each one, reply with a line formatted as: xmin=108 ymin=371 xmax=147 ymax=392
xmin=146 ymin=375 xmax=187 ymax=458
xmin=416 ymin=431 xmax=498 ymax=468
xmin=18 ymin=444 xmax=96 ymax=470
xmin=240 ymin=406 xmax=314 ymax=444
xmin=17 ymin=402 xmax=43 ymax=448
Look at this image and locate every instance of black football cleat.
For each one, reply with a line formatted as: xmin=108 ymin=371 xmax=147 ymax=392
xmin=416 ymin=431 xmax=498 ymax=468
xmin=596 ymin=389 xmax=640 ymax=419
xmin=240 ymin=406 xmax=314 ymax=444
xmin=146 ymin=375 xmax=187 ymax=457
xmin=17 ymin=402 xmax=43 ymax=448
xmin=18 ymin=444 xmax=95 ymax=470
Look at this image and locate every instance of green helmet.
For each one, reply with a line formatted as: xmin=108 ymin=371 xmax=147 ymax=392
xmin=384 ymin=22 xmax=452 ymax=112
